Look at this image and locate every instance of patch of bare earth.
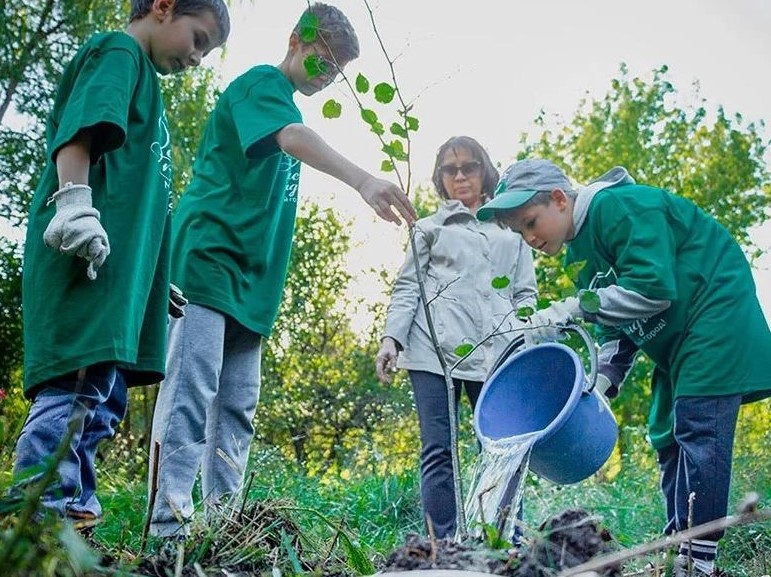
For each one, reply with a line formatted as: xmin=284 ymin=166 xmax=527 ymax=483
xmin=382 ymin=508 xmax=621 ymax=577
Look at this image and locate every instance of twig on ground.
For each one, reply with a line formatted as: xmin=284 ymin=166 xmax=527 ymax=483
xmin=426 ymin=514 xmax=438 ymax=563
xmin=140 ymin=440 xmax=161 ymax=554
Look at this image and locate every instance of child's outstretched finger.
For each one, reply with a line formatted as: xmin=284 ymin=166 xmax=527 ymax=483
xmin=371 ymin=200 xmax=402 ymax=226
xmin=391 ymin=191 xmax=417 ymax=225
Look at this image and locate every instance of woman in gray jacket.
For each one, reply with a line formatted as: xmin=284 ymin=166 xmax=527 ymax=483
xmin=375 ymin=136 xmax=537 ymax=538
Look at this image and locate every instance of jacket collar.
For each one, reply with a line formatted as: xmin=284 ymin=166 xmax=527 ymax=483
xmin=433 ymin=199 xmax=478 ymax=224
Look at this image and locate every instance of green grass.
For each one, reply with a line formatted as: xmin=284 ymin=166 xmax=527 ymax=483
xmin=2 ymin=413 xmax=769 ymax=576
xmin=87 ymin=423 xmax=771 ymax=576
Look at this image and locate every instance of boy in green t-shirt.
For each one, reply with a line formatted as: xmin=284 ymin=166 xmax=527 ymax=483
xmin=14 ymin=0 xmax=229 ymax=527
xmin=477 ymin=158 xmax=771 ymax=576
xmin=147 ymin=2 xmax=417 ymax=537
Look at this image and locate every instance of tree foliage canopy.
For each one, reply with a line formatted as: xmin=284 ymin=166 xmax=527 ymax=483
xmin=259 ymin=203 xmax=414 ymax=475
xmin=521 ymin=64 xmax=770 ymax=246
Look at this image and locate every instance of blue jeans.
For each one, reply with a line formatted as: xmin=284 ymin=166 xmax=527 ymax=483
xmin=409 ymin=370 xmax=483 ymax=539
xmin=656 ymin=394 xmax=742 ymax=559
xmin=13 ymin=364 xmax=128 ymax=517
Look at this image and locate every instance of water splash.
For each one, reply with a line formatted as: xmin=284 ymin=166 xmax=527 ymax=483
xmin=464 ymin=432 xmax=539 ymax=540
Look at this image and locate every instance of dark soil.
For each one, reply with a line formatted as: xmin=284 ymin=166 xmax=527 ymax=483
xmin=382 ymin=508 xmax=621 ymax=577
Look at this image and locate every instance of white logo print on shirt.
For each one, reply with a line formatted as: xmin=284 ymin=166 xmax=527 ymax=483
xmin=279 ymin=154 xmax=301 ymax=203
xmin=150 ymin=110 xmax=173 ymax=212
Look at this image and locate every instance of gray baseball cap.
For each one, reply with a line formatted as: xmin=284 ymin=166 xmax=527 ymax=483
xmin=477 ymin=158 xmax=572 ymax=221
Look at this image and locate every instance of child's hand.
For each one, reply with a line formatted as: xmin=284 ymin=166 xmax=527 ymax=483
xmin=525 ymin=297 xmax=581 ymax=344
xmin=358 ymin=177 xmax=417 ymax=226
xmin=375 ymin=337 xmax=399 ymax=383
xmin=43 ymin=183 xmax=110 ymax=280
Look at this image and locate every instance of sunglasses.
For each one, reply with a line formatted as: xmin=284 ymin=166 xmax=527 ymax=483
xmin=439 ymin=160 xmax=482 ymax=178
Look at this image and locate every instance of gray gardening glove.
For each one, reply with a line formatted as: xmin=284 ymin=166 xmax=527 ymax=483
xmin=43 ymin=183 xmax=110 ymax=280
xmin=592 ymin=373 xmax=619 ymax=399
xmin=524 ymin=297 xmax=581 ymax=345
xmin=168 ymin=283 xmax=188 ymax=318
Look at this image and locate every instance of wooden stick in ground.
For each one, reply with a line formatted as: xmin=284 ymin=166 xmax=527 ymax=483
xmin=140 ymin=440 xmax=161 ymax=554
xmin=557 ymin=500 xmax=770 ymax=577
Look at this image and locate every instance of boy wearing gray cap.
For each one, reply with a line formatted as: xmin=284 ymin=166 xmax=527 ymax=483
xmin=477 ymin=158 xmax=771 ymax=576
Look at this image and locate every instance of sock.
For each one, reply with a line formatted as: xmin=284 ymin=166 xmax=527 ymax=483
xmin=678 ymin=537 xmax=718 ymax=575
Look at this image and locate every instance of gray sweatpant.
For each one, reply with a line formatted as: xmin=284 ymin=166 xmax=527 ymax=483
xmin=148 ymin=304 xmax=262 ymax=537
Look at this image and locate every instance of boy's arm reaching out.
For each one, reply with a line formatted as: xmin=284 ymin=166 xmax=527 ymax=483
xmin=275 ymin=123 xmax=416 ymax=226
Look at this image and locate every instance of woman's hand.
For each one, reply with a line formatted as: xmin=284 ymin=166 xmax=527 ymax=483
xmin=375 ymin=337 xmax=399 ymax=383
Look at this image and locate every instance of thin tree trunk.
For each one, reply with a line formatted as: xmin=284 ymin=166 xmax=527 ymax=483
xmin=0 ymin=0 xmax=57 ymax=124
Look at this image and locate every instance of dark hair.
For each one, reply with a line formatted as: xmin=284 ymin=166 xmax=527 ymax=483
xmin=130 ymin=0 xmax=231 ymax=44
xmin=431 ymin=136 xmax=499 ymax=201
xmin=294 ymin=2 xmax=360 ymax=63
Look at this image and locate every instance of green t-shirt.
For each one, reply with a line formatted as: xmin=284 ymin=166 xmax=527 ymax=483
xmin=567 ymin=184 xmax=771 ymax=448
xmin=23 ymin=32 xmax=172 ymax=394
xmin=171 ymin=65 xmax=303 ymax=336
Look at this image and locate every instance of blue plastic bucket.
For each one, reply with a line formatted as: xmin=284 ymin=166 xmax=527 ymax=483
xmin=474 ymin=342 xmax=617 ymax=485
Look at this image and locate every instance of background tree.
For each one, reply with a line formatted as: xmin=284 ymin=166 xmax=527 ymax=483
xmin=519 ymin=63 xmax=770 ymax=461
xmin=258 ymin=202 xmax=415 ymax=477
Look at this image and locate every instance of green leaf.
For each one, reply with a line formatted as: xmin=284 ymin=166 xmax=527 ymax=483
xmin=298 ymin=12 xmax=319 ymax=42
xmin=405 ymin=115 xmax=419 ymax=131
xmin=516 ymin=305 xmax=534 ymax=319
xmin=491 ymin=276 xmax=511 ymax=290
xmin=360 ymin=108 xmax=379 ymax=125
xmin=374 ymin=82 xmax=396 ymax=104
xmin=580 ymin=290 xmax=601 ymax=314
xmin=303 ymin=54 xmax=323 ymax=79
xmin=535 ymin=297 xmax=553 ymax=310
xmin=58 ymin=524 xmax=100 ymax=573
xmin=454 ymin=343 xmax=473 ymax=357
xmin=381 ymin=159 xmax=395 ymax=172
xmin=281 ymin=529 xmax=304 ymax=575
xmin=355 ymin=73 xmax=370 ymax=93
xmin=370 ymin=121 xmax=385 ymax=136
xmin=338 ymin=532 xmax=376 ymax=575
xmin=382 ymin=139 xmax=408 ymax=161
xmin=389 ymin=122 xmax=408 ymax=138
xmin=565 ymin=260 xmax=587 ymax=282
xmin=322 ymin=99 xmax=342 ymax=119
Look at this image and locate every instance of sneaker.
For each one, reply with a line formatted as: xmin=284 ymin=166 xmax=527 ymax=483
xmin=671 ymin=555 xmax=712 ymax=577
xmin=66 ymin=510 xmax=102 ymax=537
xmin=156 ymin=534 xmax=187 ymax=561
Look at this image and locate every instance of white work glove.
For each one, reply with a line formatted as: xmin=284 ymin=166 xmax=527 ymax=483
xmin=592 ymin=373 xmax=620 ymax=400
xmin=525 ymin=297 xmax=581 ymax=345
xmin=375 ymin=336 xmax=399 ymax=384
xmin=168 ymin=283 xmax=188 ymax=319
xmin=43 ymin=182 xmax=110 ymax=280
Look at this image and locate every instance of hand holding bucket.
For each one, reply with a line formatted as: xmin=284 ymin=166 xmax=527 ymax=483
xmin=474 ymin=323 xmax=617 ymax=485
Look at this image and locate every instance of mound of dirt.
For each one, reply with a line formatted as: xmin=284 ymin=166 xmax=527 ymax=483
xmin=382 ymin=508 xmax=621 ymax=577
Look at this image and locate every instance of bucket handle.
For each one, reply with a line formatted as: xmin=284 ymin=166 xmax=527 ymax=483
xmin=561 ymin=323 xmax=598 ymax=393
